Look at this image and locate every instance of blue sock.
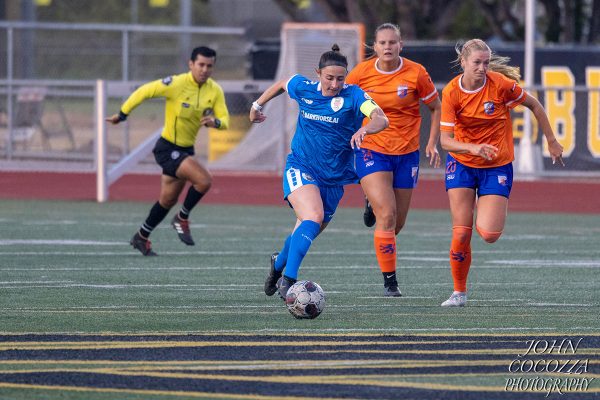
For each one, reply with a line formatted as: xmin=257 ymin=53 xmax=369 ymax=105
xmin=274 ymin=235 xmax=292 ymax=271
xmin=284 ymin=220 xmax=321 ymax=280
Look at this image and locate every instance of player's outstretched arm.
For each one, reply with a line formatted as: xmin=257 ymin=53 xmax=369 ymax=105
xmin=249 ymin=79 xmax=287 ymax=124
xmin=105 ymin=111 xmax=128 ymax=125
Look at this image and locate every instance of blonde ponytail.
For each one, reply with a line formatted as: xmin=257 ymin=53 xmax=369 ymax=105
xmin=454 ymin=38 xmax=521 ymax=81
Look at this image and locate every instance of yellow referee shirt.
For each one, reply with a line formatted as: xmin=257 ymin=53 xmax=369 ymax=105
xmin=120 ymin=72 xmax=230 ymax=147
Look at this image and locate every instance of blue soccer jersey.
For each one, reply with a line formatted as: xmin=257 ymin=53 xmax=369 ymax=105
xmin=286 ymin=74 xmax=373 ymax=186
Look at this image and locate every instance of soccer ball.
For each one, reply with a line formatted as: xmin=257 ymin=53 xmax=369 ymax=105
xmin=285 ymin=280 xmax=326 ymax=319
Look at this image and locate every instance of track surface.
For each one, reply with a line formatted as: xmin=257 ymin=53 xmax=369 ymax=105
xmin=1 ymin=171 xmax=600 ymax=213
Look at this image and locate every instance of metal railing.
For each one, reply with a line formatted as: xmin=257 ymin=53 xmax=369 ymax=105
xmin=0 ymin=21 xmax=247 ymax=161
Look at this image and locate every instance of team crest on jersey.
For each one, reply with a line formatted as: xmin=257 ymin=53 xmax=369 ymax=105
xmin=162 ymin=76 xmax=173 ymax=85
xmin=182 ymin=103 xmax=190 ymax=108
xmin=498 ymin=175 xmax=507 ymax=185
xmin=171 ymin=151 xmax=180 ymax=160
xmin=397 ymin=85 xmax=408 ymax=98
xmin=483 ymin=101 xmax=495 ymax=115
xmin=331 ymin=97 xmax=344 ymax=112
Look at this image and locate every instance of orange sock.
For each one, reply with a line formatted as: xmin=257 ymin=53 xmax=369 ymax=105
xmin=476 ymin=225 xmax=503 ymax=243
xmin=374 ymin=230 xmax=396 ymax=273
xmin=449 ymin=226 xmax=472 ymax=292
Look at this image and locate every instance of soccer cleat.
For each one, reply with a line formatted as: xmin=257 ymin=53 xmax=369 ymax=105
xmin=171 ymin=215 xmax=195 ymax=246
xmin=130 ymin=232 xmax=157 ymax=256
xmin=384 ymin=285 xmax=402 ymax=297
xmin=264 ymin=252 xmax=283 ymax=296
xmin=441 ymin=292 xmax=467 ymax=307
xmin=276 ymin=275 xmax=297 ymax=300
xmin=363 ymin=197 xmax=376 ymax=227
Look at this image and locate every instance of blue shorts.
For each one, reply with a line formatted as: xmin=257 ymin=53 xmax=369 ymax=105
xmin=445 ymin=154 xmax=513 ymax=198
xmin=282 ymin=160 xmax=344 ymax=223
xmin=354 ymin=148 xmax=420 ymax=189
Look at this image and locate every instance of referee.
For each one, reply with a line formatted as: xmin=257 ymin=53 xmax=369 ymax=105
xmin=106 ymin=46 xmax=230 ymax=256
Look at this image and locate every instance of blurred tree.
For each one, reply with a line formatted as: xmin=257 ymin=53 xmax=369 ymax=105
xmin=271 ymin=0 xmax=599 ymax=43
xmin=34 ymin=0 xmax=179 ymax=24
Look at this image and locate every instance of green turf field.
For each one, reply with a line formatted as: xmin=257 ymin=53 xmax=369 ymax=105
xmin=0 ymin=199 xmax=598 ymax=399
xmin=1 ymin=199 xmax=598 ymax=333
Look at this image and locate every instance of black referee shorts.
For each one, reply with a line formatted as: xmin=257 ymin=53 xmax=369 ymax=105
xmin=152 ymin=137 xmax=195 ymax=178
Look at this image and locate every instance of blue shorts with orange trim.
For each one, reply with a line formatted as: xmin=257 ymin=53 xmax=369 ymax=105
xmin=354 ymin=148 xmax=420 ymax=189
xmin=444 ymin=154 xmax=513 ymax=198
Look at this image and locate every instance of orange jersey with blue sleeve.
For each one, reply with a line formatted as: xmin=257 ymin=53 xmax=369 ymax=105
xmin=346 ymin=57 xmax=438 ymax=155
xmin=440 ymin=71 xmax=526 ymax=168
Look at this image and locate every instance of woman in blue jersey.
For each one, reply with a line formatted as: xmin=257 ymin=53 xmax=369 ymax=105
xmin=249 ymin=44 xmax=389 ymax=299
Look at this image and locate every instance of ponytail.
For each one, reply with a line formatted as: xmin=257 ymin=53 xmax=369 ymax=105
xmin=453 ymin=39 xmax=520 ymax=81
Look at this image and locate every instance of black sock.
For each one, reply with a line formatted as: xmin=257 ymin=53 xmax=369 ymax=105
xmin=383 ymin=272 xmax=398 ymax=288
xmin=179 ymin=186 xmax=205 ymax=220
xmin=178 ymin=206 xmax=190 ymax=220
xmin=140 ymin=201 xmax=170 ymax=237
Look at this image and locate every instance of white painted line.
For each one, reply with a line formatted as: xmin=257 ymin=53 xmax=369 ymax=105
xmin=526 ymin=303 xmax=594 ymax=307
xmin=0 ymin=240 xmax=124 ymax=246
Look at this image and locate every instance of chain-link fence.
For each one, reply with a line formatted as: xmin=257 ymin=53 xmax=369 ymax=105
xmin=0 ymin=21 xmax=252 ymax=168
xmin=2 ymin=21 xmax=599 ymax=178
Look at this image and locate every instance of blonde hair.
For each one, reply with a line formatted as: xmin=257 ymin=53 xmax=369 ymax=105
xmin=454 ymin=38 xmax=521 ymax=81
xmin=365 ymin=23 xmax=401 ymax=60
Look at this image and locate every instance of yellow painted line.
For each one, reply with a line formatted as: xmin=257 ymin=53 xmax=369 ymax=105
xmin=0 ymin=360 xmax=511 ymax=374
xmin=10 ymin=340 xmax=595 ymax=352
xmin=114 ymin=358 xmax=600 ymax=372
xmin=0 ymin=382 xmax=354 ymax=400
xmin=0 ymin=372 xmax=519 ymax=394
xmin=4 ymin=365 xmax=600 ymax=378
xmin=6 ymin=368 xmax=595 ymax=378
xmin=0 ymin=359 xmax=496 ymax=367
xmin=2 ymin=367 xmax=599 ymax=394
xmin=1 ymin=359 xmax=599 ymax=370
xmin=1 ymin=368 xmax=599 ymax=395
xmin=0 ymin=339 xmax=539 ymax=346
xmin=308 ymin=348 xmax=600 ymax=355
xmin=3 ymin=364 xmax=600 ymax=385
xmin=346 ymin=372 xmax=600 ymax=380
xmin=0 ymin=331 xmax=599 ymax=337
xmin=3 ymin=340 xmax=599 ymax=352
xmin=0 ymin=369 xmax=512 ymax=393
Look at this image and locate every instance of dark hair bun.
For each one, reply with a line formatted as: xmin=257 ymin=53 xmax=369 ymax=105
xmin=331 ymin=44 xmax=340 ymax=52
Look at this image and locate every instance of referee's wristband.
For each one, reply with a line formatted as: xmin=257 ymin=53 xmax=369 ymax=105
xmin=251 ymin=101 xmax=263 ymax=111
xmin=118 ymin=111 xmax=128 ymax=121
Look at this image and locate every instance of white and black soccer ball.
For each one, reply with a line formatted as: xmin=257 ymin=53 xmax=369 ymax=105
xmin=285 ymin=280 xmax=325 ymax=319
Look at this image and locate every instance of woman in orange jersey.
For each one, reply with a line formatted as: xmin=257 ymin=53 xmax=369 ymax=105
xmin=439 ymin=39 xmax=564 ymax=307
xmin=346 ymin=23 xmax=441 ymax=297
